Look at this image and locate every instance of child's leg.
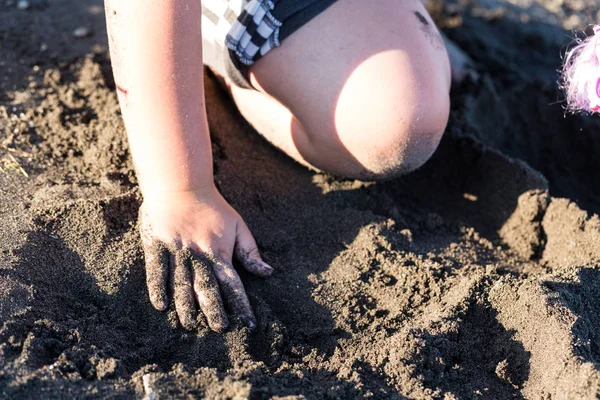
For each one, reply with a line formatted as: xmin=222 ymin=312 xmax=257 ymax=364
xmin=229 ymin=0 xmax=451 ymax=180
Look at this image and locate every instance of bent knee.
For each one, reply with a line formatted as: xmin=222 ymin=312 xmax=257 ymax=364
xmin=337 ymin=91 xmax=449 ymax=181
xmin=328 ymin=50 xmax=450 ymax=180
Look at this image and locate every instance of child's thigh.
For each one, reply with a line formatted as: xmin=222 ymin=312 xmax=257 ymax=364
xmin=248 ymin=0 xmax=451 ymax=147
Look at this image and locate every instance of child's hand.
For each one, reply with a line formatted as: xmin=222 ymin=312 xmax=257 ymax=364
xmin=138 ymin=185 xmax=273 ymax=332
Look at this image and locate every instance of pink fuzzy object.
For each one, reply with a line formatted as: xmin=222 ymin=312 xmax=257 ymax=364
xmin=561 ymin=26 xmax=600 ymax=113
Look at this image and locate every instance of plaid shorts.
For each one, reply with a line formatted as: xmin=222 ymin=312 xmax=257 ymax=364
xmin=202 ymin=0 xmax=337 ymax=88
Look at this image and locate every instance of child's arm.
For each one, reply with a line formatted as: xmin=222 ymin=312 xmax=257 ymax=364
xmin=105 ymin=0 xmax=273 ymax=332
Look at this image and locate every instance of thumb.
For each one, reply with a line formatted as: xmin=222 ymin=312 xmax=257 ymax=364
xmin=234 ymin=220 xmax=274 ymax=278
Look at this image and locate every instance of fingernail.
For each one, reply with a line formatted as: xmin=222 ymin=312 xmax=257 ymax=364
xmin=239 ymin=314 xmax=257 ymax=331
xmin=181 ymin=319 xmax=196 ymax=331
xmin=260 ymin=262 xmax=274 ymax=275
xmin=159 ymin=299 xmax=168 ymax=310
xmin=151 ymin=295 xmax=168 ymax=311
xmin=210 ymin=320 xmax=229 ymax=333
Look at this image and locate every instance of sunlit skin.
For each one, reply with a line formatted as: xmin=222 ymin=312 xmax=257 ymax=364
xmin=234 ymin=0 xmax=451 ymax=179
xmin=105 ymin=0 xmax=273 ymax=332
xmin=104 ymin=0 xmax=452 ymax=332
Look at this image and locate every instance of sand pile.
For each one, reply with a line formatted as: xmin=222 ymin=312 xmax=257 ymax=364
xmin=1 ymin=0 xmax=600 ymax=398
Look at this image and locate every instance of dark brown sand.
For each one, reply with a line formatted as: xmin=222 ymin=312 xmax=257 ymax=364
xmin=1 ymin=0 xmax=600 ymax=398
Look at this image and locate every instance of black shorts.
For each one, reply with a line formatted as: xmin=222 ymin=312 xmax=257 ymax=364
xmin=202 ymin=0 xmax=337 ymax=89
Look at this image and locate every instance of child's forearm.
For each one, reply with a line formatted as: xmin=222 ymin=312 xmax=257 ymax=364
xmin=105 ymin=0 xmax=212 ymax=199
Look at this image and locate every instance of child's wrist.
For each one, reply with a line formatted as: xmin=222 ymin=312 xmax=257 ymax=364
xmin=140 ymin=182 xmax=219 ymax=206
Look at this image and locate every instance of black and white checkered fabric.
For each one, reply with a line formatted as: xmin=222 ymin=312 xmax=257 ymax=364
xmin=202 ymin=0 xmax=282 ymax=67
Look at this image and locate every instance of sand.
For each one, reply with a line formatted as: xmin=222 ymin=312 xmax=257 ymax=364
xmin=1 ymin=0 xmax=600 ymax=398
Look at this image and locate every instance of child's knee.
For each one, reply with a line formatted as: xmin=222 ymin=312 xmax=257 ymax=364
xmin=365 ymin=114 xmax=447 ymax=180
xmin=335 ymin=85 xmax=449 ymax=181
xmin=321 ymin=47 xmax=450 ymax=180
